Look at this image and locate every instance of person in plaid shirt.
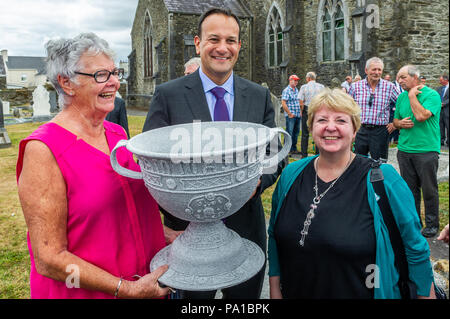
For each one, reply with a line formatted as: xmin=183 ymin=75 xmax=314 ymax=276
xmin=282 ymin=74 xmax=301 ymax=155
xmin=348 ymin=57 xmax=400 ymax=160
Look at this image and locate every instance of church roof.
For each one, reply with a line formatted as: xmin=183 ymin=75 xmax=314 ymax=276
xmin=163 ymin=0 xmax=252 ymax=17
xmin=6 ymin=56 xmax=46 ymax=74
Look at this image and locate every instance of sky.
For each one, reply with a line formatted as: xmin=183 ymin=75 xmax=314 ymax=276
xmin=0 ymin=0 xmax=139 ymax=64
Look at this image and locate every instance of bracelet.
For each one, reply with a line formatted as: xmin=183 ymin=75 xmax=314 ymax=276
xmin=114 ymin=277 xmax=123 ymax=298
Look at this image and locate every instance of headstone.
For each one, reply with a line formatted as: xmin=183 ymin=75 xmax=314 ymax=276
xmin=262 ymin=82 xmax=282 ymax=127
xmin=49 ymin=90 xmax=58 ymax=113
xmin=32 ymin=85 xmax=51 ymax=122
xmin=2 ymin=100 xmax=9 ymax=115
xmin=0 ymin=98 xmax=4 ymax=129
xmin=0 ymin=98 xmax=12 ymax=148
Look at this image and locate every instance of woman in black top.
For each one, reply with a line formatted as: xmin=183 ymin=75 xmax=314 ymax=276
xmin=268 ymin=88 xmax=435 ymax=299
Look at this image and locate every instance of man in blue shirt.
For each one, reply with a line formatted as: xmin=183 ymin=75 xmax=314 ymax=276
xmin=281 ymin=74 xmax=301 ymax=155
xmin=142 ymin=7 xmax=285 ymax=299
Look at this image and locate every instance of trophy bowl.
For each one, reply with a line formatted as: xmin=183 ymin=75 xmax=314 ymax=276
xmin=111 ymin=121 xmax=291 ymax=291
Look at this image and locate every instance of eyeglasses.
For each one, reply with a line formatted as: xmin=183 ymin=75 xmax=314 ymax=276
xmin=368 ymin=93 xmax=374 ymax=107
xmin=74 ymin=68 xmax=124 ymax=83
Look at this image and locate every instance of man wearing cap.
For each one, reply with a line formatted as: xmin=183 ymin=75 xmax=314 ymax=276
xmin=420 ymin=75 xmax=427 ymax=85
xmin=281 ymin=75 xmax=301 ymax=155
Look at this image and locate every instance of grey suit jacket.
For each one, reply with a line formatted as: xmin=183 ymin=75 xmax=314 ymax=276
xmin=142 ymin=70 xmax=286 ymax=250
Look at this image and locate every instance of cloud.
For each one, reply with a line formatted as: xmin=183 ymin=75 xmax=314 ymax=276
xmin=0 ymin=0 xmax=138 ymax=63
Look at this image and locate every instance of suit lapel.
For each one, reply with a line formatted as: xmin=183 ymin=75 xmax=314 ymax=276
xmin=233 ymin=74 xmax=250 ymax=122
xmin=444 ymin=86 xmax=449 ymax=99
xmin=184 ymin=71 xmax=212 ymax=121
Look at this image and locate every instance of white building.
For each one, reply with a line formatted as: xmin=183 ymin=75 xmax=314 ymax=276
xmin=1 ymin=50 xmax=47 ymax=88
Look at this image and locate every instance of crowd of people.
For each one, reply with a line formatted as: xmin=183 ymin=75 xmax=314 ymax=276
xmin=15 ymin=7 xmax=448 ymax=300
xmin=281 ymin=58 xmax=448 ymax=239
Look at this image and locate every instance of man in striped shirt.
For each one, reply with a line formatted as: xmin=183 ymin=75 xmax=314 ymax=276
xmin=348 ymin=57 xmax=400 ymax=160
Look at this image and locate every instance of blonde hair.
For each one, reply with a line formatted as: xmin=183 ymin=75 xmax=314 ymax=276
xmin=307 ymin=88 xmax=361 ymax=132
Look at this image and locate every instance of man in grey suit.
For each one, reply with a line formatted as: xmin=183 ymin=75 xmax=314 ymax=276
xmin=142 ymin=7 xmax=285 ymax=299
xmin=437 ymin=75 xmax=449 ymax=146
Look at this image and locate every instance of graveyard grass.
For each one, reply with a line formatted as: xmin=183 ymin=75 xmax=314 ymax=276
xmin=0 ymin=116 xmax=448 ymax=298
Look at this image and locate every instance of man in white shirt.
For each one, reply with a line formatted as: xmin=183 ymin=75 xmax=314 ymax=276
xmin=298 ymin=72 xmax=325 ymax=157
xmin=341 ymin=75 xmax=352 ymax=92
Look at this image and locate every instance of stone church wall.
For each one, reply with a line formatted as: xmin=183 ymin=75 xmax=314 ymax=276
xmin=130 ymin=0 xmax=449 ymax=103
xmin=130 ymin=0 xmax=169 ymax=105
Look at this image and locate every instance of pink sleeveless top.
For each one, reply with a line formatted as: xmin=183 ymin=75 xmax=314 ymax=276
xmin=16 ymin=121 xmax=166 ymax=298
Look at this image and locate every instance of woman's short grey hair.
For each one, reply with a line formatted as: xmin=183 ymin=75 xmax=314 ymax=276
xmin=45 ymin=32 xmax=116 ymax=108
xmin=365 ymin=57 xmax=384 ymax=70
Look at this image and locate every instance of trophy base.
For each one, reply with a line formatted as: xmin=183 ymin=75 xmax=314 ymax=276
xmin=150 ymin=221 xmax=265 ymax=291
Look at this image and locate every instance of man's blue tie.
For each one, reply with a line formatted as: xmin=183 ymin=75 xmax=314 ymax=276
xmin=210 ymin=87 xmax=230 ymax=121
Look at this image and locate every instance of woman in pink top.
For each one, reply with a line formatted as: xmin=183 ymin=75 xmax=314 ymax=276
xmin=16 ymin=33 xmax=171 ymax=298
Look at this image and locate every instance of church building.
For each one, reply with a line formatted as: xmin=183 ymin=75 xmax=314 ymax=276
xmin=128 ymin=0 xmax=449 ymax=107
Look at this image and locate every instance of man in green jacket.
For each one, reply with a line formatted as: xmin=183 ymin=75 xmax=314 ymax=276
xmin=394 ymin=65 xmax=441 ymax=237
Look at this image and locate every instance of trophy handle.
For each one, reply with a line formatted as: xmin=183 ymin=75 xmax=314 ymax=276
xmin=110 ymin=139 xmax=143 ymax=179
xmin=261 ymin=127 xmax=292 ymax=174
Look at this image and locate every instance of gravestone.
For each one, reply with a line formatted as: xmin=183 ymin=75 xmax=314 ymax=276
xmin=32 ymin=85 xmax=52 ymax=122
xmin=262 ymin=82 xmax=282 ymax=127
xmin=49 ymin=90 xmax=58 ymax=113
xmin=2 ymin=100 xmax=9 ymax=115
xmin=0 ymin=98 xmax=12 ymax=148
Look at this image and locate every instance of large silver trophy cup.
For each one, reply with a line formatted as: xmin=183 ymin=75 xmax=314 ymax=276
xmin=111 ymin=121 xmax=291 ymax=291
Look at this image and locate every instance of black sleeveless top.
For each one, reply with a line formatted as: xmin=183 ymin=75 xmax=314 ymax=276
xmin=274 ymin=155 xmax=376 ymax=299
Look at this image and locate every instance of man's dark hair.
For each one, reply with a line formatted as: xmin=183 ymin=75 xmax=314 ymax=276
xmin=197 ymin=7 xmax=241 ymax=40
xmin=442 ymin=75 xmax=448 ymax=81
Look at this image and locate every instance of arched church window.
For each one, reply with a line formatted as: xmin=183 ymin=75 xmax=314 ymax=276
xmin=319 ymin=0 xmax=348 ymax=62
xmin=269 ymin=26 xmax=275 ymax=66
xmin=277 ymin=25 xmax=283 ymax=66
xmin=144 ymin=13 xmax=153 ymax=78
xmin=267 ymin=8 xmax=283 ymax=67
xmin=335 ymin=7 xmax=345 ymax=60
xmin=322 ymin=11 xmax=332 ymax=61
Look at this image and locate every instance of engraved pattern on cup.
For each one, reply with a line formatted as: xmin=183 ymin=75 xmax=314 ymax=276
xmin=111 ymin=122 xmax=291 ymax=290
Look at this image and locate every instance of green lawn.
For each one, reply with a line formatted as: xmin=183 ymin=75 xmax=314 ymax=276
xmin=0 ymin=117 xmax=448 ymax=298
